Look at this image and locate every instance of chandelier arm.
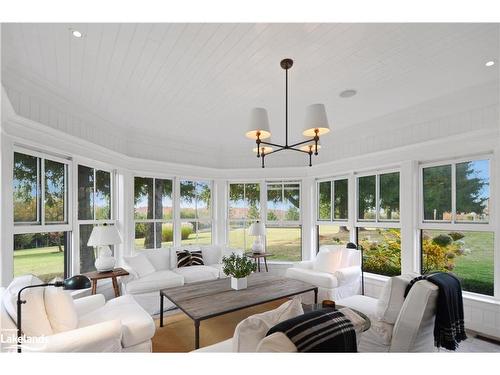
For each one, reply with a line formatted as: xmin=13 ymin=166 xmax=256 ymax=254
xmin=259 ymin=140 xmax=286 ymax=148
xmin=288 ymin=147 xmax=312 ymax=154
xmin=288 ymin=138 xmax=317 ymax=148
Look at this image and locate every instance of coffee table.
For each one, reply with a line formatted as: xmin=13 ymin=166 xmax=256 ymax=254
xmin=159 ymin=274 xmax=318 ymax=349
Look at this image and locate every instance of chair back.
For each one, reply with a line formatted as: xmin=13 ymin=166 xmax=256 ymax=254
xmin=318 ymin=245 xmax=361 ymax=268
xmin=0 ymin=287 xmax=17 ymax=352
xmin=390 ymin=280 xmax=438 ymax=352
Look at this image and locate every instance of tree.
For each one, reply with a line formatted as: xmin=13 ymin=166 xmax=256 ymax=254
xmin=456 ymin=162 xmax=488 ymax=215
xmin=379 ymin=172 xmax=400 ymax=220
xmin=358 ymin=176 xmax=376 ymax=219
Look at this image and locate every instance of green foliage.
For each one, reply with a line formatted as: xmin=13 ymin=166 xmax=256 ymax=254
xmin=360 ymin=228 xmax=401 ymax=276
xmin=285 ymin=206 xmax=300 ymax=221
xmin=181 ymin=224 xmax=193 ymax=240
xmin=448 ymin=232 xmax=465 ymax=241
xmin=267 ymin=211 xmax=278 ymax=221
xmin=432 ymin=234 xmax=453 ymax=247
xmin=222 ymin=253 xmax=256 ymax=278
xmin=379 ymin=172 xmax=400 ymax=220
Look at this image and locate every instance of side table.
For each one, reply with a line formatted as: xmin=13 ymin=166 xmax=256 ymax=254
xmin=244 ymin=252 xmax=273 ymax=272
xmin=83 ymin=267 xmax=129 ymax=297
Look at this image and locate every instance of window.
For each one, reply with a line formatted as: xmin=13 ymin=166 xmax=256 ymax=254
xmin=420 ymin=158 xmax=492 ymax=296
xmin=317 ymin=225 xmax=350 ymax=247
xmin=180 ymin=180 xmax=212 ymax=245
xmin=357 ymin=227 xmax=401 ymax=277
xmin=317 ymin=178 xmax=348 ymax=221
xmin=228 ymin=183 xmax=261 ymax=251
xmin=78 ymin=165 xmax=113 ymax=272
xmin=358 ymin=172 xmax=399 ymax=222
xmin=266 ymin=182 xmax=301 ymax=261
xmin=134 ymin=177 xmax=174 ymax=250
xmin=13 ymin=151 xmax=70 ymax=280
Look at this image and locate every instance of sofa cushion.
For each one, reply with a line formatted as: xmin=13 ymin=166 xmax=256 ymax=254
xmin=172 ymin=265 xmax=219 ymax=283
xmin=170 ymin=246 xmax=201 ymax=269
xmin=176 ymin=250 xmax=192 ymax=267
xmin=376 ymin=273 xmax=419 ymax=324
xmin=2 ymin=275 xmax=54 ymax=337
xmin=313 ymin=248 xmax=342 ymax=273
xmin=285 ymin=267 xmax=339 ymax=289
xmin=200 ymin=245 xmax=224 ymax=265
xmin=125 ymin=270 xmax=184 ymax=294
xmin=232 ymin=298 xmax=303 ymax=352
xmin=190 ymin=250 xmax=204 ymax=266
xmin=44 ymin=286 xmax=78 ymax=333
xmin=123 ymin=254 xmax=156 ymax=278
xmin=143 ymin=249 xmax=170 ymax=271
xmin=78 ymin=294 xmax=155 ymax=348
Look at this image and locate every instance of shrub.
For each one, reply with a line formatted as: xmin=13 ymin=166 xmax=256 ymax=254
xmin=161 ymin=225 xmax=174 ymax=242
xmin=432 ymin=234 xmax=453 ymax=247
xmin=448 ymin=232 xmax=465 ymax=241
xmin=181 ymin=224 xmax=193 ymax=240
xmin=360 ymin=229 xmax=401 ymax=276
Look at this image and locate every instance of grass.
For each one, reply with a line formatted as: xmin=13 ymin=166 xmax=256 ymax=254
xmin=14 ymin=246 xmax=64 ymax=282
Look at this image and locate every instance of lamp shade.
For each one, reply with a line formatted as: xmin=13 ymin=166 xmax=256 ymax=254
xmin=62 ymin=275 xmax=91 ymax=290
xmin=87 ymin=225 xmax=122 ymax=246
xmin=248 ymin=222 xmax=266 ymax=236
xmin=302 ymin=103 xmax=330 ymax=137
xmin=299 ymin=140 xmax=321 ymax=153
xmin=246 ymin=108 xmax=271 ymax=140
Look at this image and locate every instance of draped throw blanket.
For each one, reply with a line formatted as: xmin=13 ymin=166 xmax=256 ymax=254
xmin=404 ymin=272 xmax=467 ymax=351
xmin=267 ymin=309 xmax=357 ymax=352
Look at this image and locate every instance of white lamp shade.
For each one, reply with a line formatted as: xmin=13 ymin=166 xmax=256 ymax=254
xmin=246 ymin=108 xmax=271 ymax=140
xmin=248 ymin=222 xmax=266 ymax=236
xmin=302 ymin=103 xmax=330 ymax=137
xmin=87 ymin=225 xmax=122 ymax=246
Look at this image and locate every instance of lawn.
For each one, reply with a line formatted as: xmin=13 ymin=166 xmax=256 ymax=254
xmin=14 ymin=246 xmax=64 ymax=282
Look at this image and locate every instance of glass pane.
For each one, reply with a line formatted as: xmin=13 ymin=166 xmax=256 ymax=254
xmin=357 ymin=227 xmax=401 ymax=276
xmin=196 ymin=181 xmax=211 ymax=219
xmin=379 ymin=172 xmax=400 ymax=221
xmin=267 ymin=184 xmax=282 ymax=222
xmin=358 ymin=176 xmax=376 ymax=220
xmin=78 ymin=165 xmax=94 ymax=220
xmin=456 ymin=160 xmax=489 ymax=222
xmin=229 ymin=184 xmax=245 ymax=219
xmin=196 ymin=221 xmax=212 ymax=245
xmin=95 ymin=170 xmax=111 ymax=220
xmin=318 ymin=181 xmax=332 ymax=221
xmin=333 ymin=179 xmax=348 ymax=220
xmin=245 ymin=183 xmax=260 ymax=220
xmin=44 ymin=160 xmax=66 ymax=223
xmin=181 ymin=221 xmax=212 ymax=245
xmin=14 ymin=232 xmax=66 ymax=282
xmin=134 ymin=177 xmax=153 ymax=220
xmin=135 ymin=222 xmax=154 ymax=249
xmin=156 ymin=222 xmax=174 ymax=248
xmin=228 ymin=220 xmax=248 ymax=250
xmin=318 ymin=225 xmax=350 ymax=247
xmin=266 ymin=227 xmax=302 ymax=261
xmin=423 ymin=165 xmax=451 ymax=221
xmin=180 ymin=180 xmax=197 ymax=219
xmin=421 ymin=230 xmax=494 ymax=296
xmin=283 ymin=183 xmax=300 ymax=222
xmin=155 ymin=179 xmax=173 ymax=220
xmin=13 ymin=152 xmax=39 ymax=223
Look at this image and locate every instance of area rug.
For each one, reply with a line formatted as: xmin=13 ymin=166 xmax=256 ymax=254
xmin=152 ymin=299 xmax=286 ymax=352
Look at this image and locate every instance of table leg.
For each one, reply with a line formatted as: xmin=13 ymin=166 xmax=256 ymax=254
xmin=194 ymin=320 xmax=200 ymax=349
xmin=111 ymin=276 xmax=120 ymax=297
xmin=314 ymin=288 xmax=318 ymax=304
xmin=160 ymin=294 xmax=164 ymax=327
xmin=91 ymin=280 xmax=97 ymax=295
xmin=264 ymin=257 xmax=269 ymax=272
xmin=257 ymin=258 xmax=261 ymax=272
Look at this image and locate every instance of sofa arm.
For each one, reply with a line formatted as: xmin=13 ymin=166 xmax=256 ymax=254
xmin=26 ymin=320 xmax=123 ymax=352
xmin=74 ymin=294 xmax=106 ymax=317
xmin=293 ymin=261 xmax=314 ymax=270
xmin=334 ymin=266 xmax=361 ymax=286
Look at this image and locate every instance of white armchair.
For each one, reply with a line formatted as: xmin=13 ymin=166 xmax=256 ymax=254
xmin=285 ymin=245 xmax=362 ymax=302
xmin=337 ymin=274 xmax=439 ymax=352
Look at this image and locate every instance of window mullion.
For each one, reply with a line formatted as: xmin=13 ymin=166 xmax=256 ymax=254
xmin=375 ymin=174 xmax=380 ymax=223
xmin=451 ymin=163 xmax=457 ymax=224
xmin=331 ymin=180 xmax=334 ymax=222
xmin=41 ymin=158 xmax=45 ymax=226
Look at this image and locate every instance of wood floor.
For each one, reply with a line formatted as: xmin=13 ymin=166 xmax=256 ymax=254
xmin=152 ymin=299 xmax=286 ymax=352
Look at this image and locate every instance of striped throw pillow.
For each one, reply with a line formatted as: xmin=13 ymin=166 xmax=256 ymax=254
xmin=190 ymin=250 xmax=204 ymax=266
xmin=176 ymin=250 xmax=192 ymax=268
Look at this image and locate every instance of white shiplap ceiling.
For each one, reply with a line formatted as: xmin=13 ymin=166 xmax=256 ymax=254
xmin=1 ymin=23 xmax=499 ymax=168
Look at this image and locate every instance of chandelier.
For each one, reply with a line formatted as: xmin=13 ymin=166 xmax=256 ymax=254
xmin=246 ymin=58 xmax=330 ymax=168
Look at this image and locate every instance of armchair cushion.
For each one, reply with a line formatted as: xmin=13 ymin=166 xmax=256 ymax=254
xmin=334 ymin=266 xmax=361 ymax=286
xmin=123 ymin=254 xmax=156 ymax=278
xmin=285 ymin=267 xmax=338 ymax=289
xmin=293 ymin=260 xmax=314 ymax=270
xmin=44 ymin=286 xmax=78 ymax=333
xmin=173 ymin=265 xmax=219 ymax=283
xmin=376 ymin=273 xmax=419 ymax=324
xmin=125 ymin=270 xmax=184 ymax=294
xmin=313 ymin=248 xmax=342 ymax=273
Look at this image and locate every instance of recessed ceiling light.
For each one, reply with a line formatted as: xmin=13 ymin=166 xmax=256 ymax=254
xmin=71 ymin=29 xmax=83 ymax=38
xmin=339 ymin=89 xmax=357 ymax=98
xmin=485 ymin=60 xmax=495 ymax=67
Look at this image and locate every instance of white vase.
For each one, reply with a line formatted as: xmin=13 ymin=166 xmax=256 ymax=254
xmin=231 ymin=276 xmax=248 ymax=290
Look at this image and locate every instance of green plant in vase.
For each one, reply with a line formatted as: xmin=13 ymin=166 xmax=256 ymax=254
xmin=222 ymin=253 xmax=257 ymax=290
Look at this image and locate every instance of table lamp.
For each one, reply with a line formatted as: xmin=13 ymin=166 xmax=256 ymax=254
xmin=87 ymin=224 xmax=122 ymax=272
xmin=17 ymin=275 xmax=91 ymax=352
xmin=248 ymin=221 xmax=266 ymax=254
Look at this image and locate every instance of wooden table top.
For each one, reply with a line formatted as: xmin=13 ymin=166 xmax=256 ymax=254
xmin=244 ymin=252 xmax=273 ymax=258
xmin=161 ymin=273 xmax=316 ymax=321
xmin=83 ymin=267 xmax=129 ymax=280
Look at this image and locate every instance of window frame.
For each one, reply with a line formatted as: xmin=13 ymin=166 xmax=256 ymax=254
xmin=316 ymin=175 xmax=350 ymax=224
xmin=265 ymin=181 xmax=302 ymax=226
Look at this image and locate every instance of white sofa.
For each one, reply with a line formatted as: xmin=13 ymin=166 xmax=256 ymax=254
xmin=121 ymin=245 xmax=241 ymax=315
xmin=285 ymin=245 xmax=361 ymax=302
xmin=1 ymin=277 xmax=155 ymax=352
xmin=337 ymin=273 xmax=439 ymax=352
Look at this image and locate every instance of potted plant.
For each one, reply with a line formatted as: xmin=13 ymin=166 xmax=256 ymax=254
xmin=222 ymin=253 xmax=257 ymax=290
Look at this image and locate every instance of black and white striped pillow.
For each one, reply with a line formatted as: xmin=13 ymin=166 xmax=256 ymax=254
xmin=190 ymin=250 xmax=204 ymax=266
xmin=176 ymin=250 xmax=192 ymax=268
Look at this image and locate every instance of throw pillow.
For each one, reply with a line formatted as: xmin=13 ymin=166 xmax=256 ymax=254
xmin=313 ymin=248 xmax=343 ymax=273
xmin=176 ymin=250 xmax=192 ymax=268
xmin=44 ymin=285 xmax=78 ymax=333
xmin=2 ymin=275 xmax=54 ymax=337
xmin=190 ymin=250 xmax=204 ymax=266
xmin=123 ymin=254 xmax=156 ymax=278
xmin=232 ymin=298 xmax=303 ymax=352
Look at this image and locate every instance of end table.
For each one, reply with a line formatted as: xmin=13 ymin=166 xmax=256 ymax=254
xmin=83 ymin=267 xmax=129 ymax=297
xmin=244 ymin=252 xmax=272 ymax=272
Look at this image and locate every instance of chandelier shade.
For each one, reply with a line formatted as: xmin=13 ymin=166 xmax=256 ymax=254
xmin=302 ymin=103 xmax=330 ymax=137
xmin=299 ymin=140 xmax=321 ymax=153
xmin=245 ymin=107 xmax=271 ymax=140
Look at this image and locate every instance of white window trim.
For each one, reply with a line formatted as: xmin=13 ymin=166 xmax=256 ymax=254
xmin=315 ymin=175 xmax=350 ymax=224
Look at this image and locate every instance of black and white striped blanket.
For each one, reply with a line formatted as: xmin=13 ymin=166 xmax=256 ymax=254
xmin=266 ymin=309 xmax=357 ymax=352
